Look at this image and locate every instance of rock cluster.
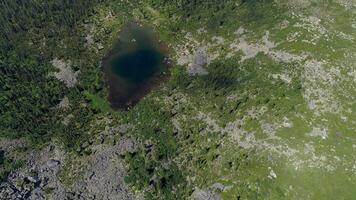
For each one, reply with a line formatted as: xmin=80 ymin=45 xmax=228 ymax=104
xmin=0 ymin=137 xmax=137 ymax=200
xmin=0 ymin=159 xmax=61 ymax=200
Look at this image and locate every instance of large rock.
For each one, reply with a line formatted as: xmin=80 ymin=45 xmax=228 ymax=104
xmin=188 ymin=47 xmax=209 ymax=76
xmin=46 ymin=159 xmax=60 ymax=169
xmin=191 ymin=188 xmax=222 ymax=200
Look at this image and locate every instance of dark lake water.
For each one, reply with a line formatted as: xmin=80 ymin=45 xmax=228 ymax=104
xmin=102 ymin=23 xmax=170 ymax=110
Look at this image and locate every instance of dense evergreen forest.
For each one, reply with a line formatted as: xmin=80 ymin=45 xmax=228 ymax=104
xmin=0 ymin=1 xmax=105 ymax=144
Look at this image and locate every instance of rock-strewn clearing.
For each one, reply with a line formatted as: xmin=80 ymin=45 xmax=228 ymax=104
xmin=51 ymin=58 xmax=79 ymax=88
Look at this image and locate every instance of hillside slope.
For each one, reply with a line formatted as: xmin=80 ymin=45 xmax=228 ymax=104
xmin=1 ymin=0 xmax=355 ymax=199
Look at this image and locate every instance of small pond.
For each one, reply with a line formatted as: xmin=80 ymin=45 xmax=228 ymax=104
xmin=102 ymin=23 xmax=170 ymax=110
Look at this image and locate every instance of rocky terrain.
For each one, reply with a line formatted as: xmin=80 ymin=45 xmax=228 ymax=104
xmin=0 ymin=137 xmax=138 ymax=200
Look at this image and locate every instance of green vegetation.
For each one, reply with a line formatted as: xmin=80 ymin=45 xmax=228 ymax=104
xmin=84 ymin=91 xmax=112 ymax=113
xmin=0 ymin=151 xmax=23 ymax=182
xmin=123 ymin=99 xmax=190 ymax=199
xmin=1 ymin=0 xmax=355 ymax=199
